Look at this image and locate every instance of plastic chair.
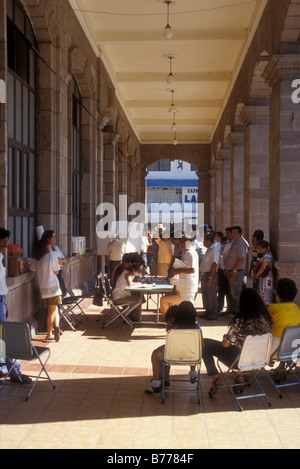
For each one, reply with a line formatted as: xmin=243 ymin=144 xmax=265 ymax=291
xmin=101 ymin=275 xmax=133 ymax=329
xmin=0 ymin=322 xmax=56 ymax=401
xmin=211 ymin=333 xmax=272 ymax=411
xmin=162 ymin=329 xmax=202 ymax=404
xmin=268 ymin=325 xmax=300 ymax=398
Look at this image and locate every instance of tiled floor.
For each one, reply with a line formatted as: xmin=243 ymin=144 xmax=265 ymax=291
xmin=0 ymin=295 xmax=299 ymax=450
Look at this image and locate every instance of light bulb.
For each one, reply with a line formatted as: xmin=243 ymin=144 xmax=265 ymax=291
xmin=171 ymin=121 xmax=177 ymax=132
xmin=164 ymin=24 xmax=174 ymax=39
xmin=169 ymin=103 xmax=177 ymax=113
xmin=167 ymin=73 xmax=176 ymax=85
xmin=173 ymin=137 xmax=178 ymax=146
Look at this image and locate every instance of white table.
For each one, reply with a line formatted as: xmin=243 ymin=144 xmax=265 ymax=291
xmin=125 ymin=283 xmax=174 ymax=324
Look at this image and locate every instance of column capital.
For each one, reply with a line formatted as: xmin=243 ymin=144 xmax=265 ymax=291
xmin=238 ymin=105 xmax=269 ymax=126
xmin=263 ymin=55 xmax=300 ymax=87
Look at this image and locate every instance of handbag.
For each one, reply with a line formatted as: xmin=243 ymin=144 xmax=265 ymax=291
xmin=93 ymin=282 xmax=103 ymax=307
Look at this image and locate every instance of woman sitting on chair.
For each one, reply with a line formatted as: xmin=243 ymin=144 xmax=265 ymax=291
xmin=145 ymin=301 xmax=202 ymax=394
xmin=268 ymin=278 xmax=300 ymax=357
xmin=112 ymin=263 xmax=143 ymax=322
xmin=202 ymin=288 xmax=273 ymax=397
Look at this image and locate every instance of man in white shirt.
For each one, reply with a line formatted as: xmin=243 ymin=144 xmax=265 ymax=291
xmin=107 ymin=236 xmax=126 ymax=278
xmin=0 ymin=228 xmax=31 ymax=384
xmin=160 ymin=235 xmax=199 ymax=316
xmin=200 ymin=233 xmax=221 ymax=320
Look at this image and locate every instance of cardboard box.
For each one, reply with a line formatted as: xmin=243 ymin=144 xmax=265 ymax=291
xmin=8 ymin=257 xmax=29 ymax=277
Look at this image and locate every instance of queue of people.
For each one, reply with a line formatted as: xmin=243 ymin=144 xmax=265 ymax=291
xmin=0 ymin=222 xmax=299 ymax=399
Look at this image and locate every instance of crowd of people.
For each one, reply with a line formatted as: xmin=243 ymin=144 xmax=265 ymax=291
xmin=0 ymin=223 xmax=299 ymax=396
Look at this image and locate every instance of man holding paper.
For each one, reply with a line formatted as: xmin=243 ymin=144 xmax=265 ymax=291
xmin=160 ymin=235 xmax=199 ymax=316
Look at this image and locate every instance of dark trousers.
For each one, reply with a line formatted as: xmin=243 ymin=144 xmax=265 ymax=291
xmin=202 ymin=338 xmax=240 ymax=376
xmin=201 ymin=271 xmax=218 ymax=319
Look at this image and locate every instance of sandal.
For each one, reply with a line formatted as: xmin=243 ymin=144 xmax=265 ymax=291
xmin=233 ymin=374 xmax=245 ymax=385
xmin=208 ymin=376 xmax=221 ymax=398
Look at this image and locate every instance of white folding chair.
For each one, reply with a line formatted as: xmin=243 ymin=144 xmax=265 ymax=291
xmin=268 ymin=325 xmax=300 ymax=398
xmin=0 ymin=322 xmax=56 ymax=401
xmin=162 ymin=329 xmax=202 ymax=404
xmin=101 ymin=275 xmax=133 ymax=329
xmin=211 ymin=333 xmax=272 ymax=411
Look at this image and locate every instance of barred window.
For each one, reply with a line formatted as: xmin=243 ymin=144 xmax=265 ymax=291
xmin=7 ymin=0 xmax=36 ymax=258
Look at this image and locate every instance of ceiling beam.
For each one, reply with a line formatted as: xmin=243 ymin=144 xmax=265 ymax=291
xmin=95 ymin=29 xmax=247 ymax=43
xmin=117 ymin=71 xmax=232 ymax=83
xmin=134 ymin=118 xmax=216 ymax=126
xmin=126 ymin=99 xmax=223 ymax=108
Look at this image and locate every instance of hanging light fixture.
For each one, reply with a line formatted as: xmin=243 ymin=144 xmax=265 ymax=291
xmin=168 ymin=89 xmax=177 ymax=113
xmin=163 ymin=1 xmax=174 ymax=39
xmin=167 ymin=56 xmax=176 ymax=84
xmin=171 ymin=113 xmax=177 ymax=132
xmin=173 ymin=131 xmax=178 ymax=145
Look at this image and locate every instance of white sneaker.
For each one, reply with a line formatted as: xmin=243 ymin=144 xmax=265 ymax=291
xmin=189 ymin=371 xmax=197 ymax=383
xmin=145 ymin=380 xmax=162 ymax=394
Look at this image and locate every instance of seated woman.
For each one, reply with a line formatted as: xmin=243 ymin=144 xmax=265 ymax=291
xmin=268 ymin=277 xmax=300 ymax=357
xmin=112 ymin=263 xmax=143 ymax=322
xmin=30 ymin=238 xmax=62 ymax=342
xmin=202 ymin=288 xmax=273 ymax=396
xmin=145 ymin=301 xmax=202 ymax=394
xmin=254 ymin=240 xmax=274 ymax=305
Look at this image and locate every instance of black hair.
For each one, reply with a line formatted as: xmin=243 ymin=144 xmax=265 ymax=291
xmin=232 ymin=288 xmax=273 ymax=329
xmin=253 ymin=230 xmax=264 ymax=241
xmin=41 ymin=230 xmax=55 ymax=240
xmin=165 ymin=304 xmax=180 ymax=322
xmin=35 ymin=238 xmax=52 ymax=261
xmin=275 ymin=278 xmax=298 ymax=303
xmin=0 ymin=228 xmax=11 ymax=240
xmin=175 ymin=301 xmax=198 ymax=328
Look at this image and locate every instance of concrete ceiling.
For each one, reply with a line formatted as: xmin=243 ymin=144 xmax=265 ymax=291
xmin=69 ymin=0 xmax=267 ymax=145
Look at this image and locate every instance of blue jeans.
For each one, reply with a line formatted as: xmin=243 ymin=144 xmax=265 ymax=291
xmin=0 ymin=295 xmax=22 ymax=377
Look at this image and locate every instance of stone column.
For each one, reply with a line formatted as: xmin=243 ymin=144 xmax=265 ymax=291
xmin=214 ymin=159 xmax=223 ymax=231
xmin=264 ymin=55 xmax=300 ymax=302
xmin=103 ymin=132 xmax=119 ymax=207
xmin=239 ymin=105 xmax=270 ymax=241
xmin=227 ymin=131 xmax=245 ymax=227
xmin=0 ymin=0 xmax=7 ymax=228
xmin=196 ymin=170 xmax=211 ymax=227
xmin=217 ymin=146 xmax=231 ymax=231
xmin=208 ymin=169 xmax=216 ymax=229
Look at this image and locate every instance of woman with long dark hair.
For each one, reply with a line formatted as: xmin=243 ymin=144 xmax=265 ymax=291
xmin=202 ymin=288 xmax=273 ymax=396
xmin=30 ymin=238 xmax=62 ymax=341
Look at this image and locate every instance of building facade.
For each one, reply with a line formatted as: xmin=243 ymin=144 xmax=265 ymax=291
xmin=0 ymin=0 xmax=300 ymax=324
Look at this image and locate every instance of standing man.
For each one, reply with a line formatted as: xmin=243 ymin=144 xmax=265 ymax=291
xmin=0 ymin=228 xmax=31 ymax=384
xmin=200 ymin=233 xmax=221 ymax=320
xmin=223 ymin=226 xmax=248 ymax=315
xmin=160 ymin=234 xmax=199 ymax=316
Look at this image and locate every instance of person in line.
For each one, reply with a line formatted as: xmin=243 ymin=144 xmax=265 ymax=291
xmin=255 ymin=240 xmax=274 ymax=305
xmin=202 ymin=288 xmax=273 ymax=396
xmin=107 ymin=235 xmax=126 ymax=278
xmin=223 ymin=226 xmax=248 ymax=316
xmin=268 ymin=277 xmax=300 ymax=357
xmin=160 ymin=234 xmax=199 ymax=316
xmin=41 ymin=230 xmax=67 ymax=295
xmin=248 ymin=229 xmax=264 ymax=290
xmin=112 ymin=263 xmax=143 ymax=322
xmin=200 ymin=233 xmax=220 ymax=320
xmin=30 ymin=238 xmax=62 ymax=341
xmin=0 ymin=228 xmax=32 ymax=384
xmin=145 ymin=302 xmax=202 ymax=394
